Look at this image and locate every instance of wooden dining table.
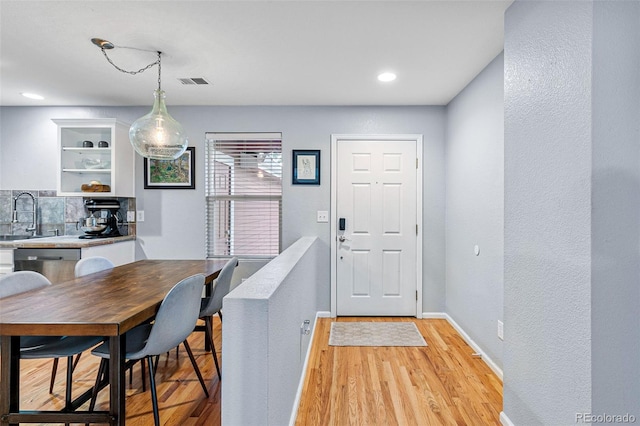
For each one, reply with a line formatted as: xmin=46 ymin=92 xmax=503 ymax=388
xmin=0 ymin=258 xmax=227 ymax=425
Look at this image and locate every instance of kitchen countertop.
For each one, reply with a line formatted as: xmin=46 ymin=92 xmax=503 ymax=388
xmin=0 ymin=235 xmax=136 ymax=249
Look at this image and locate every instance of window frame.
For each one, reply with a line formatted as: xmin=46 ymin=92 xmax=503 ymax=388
xmin=205 ymin=132 xmax=282 ymax=259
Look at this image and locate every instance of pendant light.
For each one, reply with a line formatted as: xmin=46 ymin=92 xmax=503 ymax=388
xmin=91 ymin=38 xmax=188 ymax=160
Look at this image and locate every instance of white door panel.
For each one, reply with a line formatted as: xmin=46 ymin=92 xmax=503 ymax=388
xmin=336 ymin=139 xmax=417 ymax=316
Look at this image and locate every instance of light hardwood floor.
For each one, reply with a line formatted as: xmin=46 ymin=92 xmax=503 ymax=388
xmin=7 ymin=317 xmax=502 ymax=425
xmin=295 ymin=317 xmax=503 ymax=426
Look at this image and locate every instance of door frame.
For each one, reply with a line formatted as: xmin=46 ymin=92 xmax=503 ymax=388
xmin=330 ymin=134 xmax=423 ymax=318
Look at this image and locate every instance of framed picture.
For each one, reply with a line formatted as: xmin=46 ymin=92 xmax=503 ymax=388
xmin=292 ymin=150 xmax=320 ymax=185
xmin=144 ymin=147 xmax=195 ymax=189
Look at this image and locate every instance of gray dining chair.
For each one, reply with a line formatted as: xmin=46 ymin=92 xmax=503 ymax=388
xmin=77 ymin=256 xmax=156 ymax=392
xmin=0 ymin=270 xmax=60 ymax=349
xmin=89 ymin=273 xmax=208 ymax=426
xmin=45 ymin=256 xmax=116 ymax=393
xmin=75 ymin=255 xmax=114 ymax=277
xmin=0 ymin=271 xmax=104 ymax=410
xmin=195 ymin=256 xmax=238 ymax=380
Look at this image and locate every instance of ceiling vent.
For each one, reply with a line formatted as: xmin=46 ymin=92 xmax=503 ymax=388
xmin=178 ymin=77 xmax=210 ymax=85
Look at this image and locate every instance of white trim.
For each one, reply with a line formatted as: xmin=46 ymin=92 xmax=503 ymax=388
xmin=415 ymin=137 xmax=423 ymax=319
xmin=330 ymin=134 xmax=424 ymax=318
xmin=443 ymin=313 xmax=503 ymax=380
xmin=289 ymin=311 xmax=324 ymax=426
xmin=500 ymin=412 xmax=515 ymax=426
xmin=421 ymin=312 xmax=448 ymax=319
xmin=330 ymin=136 xmax=338 ymax=317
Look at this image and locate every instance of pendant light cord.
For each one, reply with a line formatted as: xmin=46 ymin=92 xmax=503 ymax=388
xmin=99 ymin=48 xmax=162 ymax=90
xmin=157 ymin=52 xmax=162 ymax=91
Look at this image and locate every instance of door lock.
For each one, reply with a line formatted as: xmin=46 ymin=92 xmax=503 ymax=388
xmin=338 ymin=235 xmax=350 ymax=243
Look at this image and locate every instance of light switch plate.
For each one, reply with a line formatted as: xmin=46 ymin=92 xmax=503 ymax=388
xmin=137 ymin=211 xmax=145 ymax=222
xmin=317 ymin=211 xmax=329 ymax=223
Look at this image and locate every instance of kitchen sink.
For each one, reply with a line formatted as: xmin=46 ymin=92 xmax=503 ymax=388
xmin=0 ymin=235 xmax=46 ymax=241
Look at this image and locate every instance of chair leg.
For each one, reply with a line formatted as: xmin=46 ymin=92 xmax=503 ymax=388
xmin=147 ymin=355 xmax=161 ymax=426
xmin=49 ymin=358 xmax=59 ymax=394
xmin=183 ymin=340 xmax=209 ymax=397
xmin=88 ymin=358 xmax=107 ymax=413
xmin=50 ymin=353 xmax=80 ymax=396
xmin=72 ymin=352 xmax=82 ymax=372
xmin=140 ymin=358 xmax=147 ymax=392
xmin=204 ymin=316 xmax=221 ymax=380
xmin=64 ymin=355 xmax=74 ymax=409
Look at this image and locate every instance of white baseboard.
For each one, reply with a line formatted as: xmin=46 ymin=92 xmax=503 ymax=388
xmin=423 ymin=312 xmax=504 ymax=381
xmin=289 ymin=312 xmax=324 ymax=426
xmin=422 ymin=312 xmax=447 ymax=319
xmin=500 ymin=411 xmax=514 ymax=426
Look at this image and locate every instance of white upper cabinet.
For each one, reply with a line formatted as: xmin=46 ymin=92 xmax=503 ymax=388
xmin=53 ymin=118 xmax=135 ymax=197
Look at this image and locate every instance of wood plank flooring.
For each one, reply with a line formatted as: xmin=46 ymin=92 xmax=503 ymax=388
xmin=5 ymin=317 xmax=502 ymax=425
xmin=295 ymin=317 xmax=503 ymax=426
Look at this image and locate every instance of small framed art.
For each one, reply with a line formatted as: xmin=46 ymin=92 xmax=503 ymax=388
xmin=292 ymin=150 xmax=320 ymax=185
xmin=144 ymin=147 xmax=195 ymax=189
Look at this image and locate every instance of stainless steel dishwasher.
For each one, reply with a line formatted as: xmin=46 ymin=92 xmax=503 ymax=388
xmin=14 ymin=248 xmax=81 ymax=284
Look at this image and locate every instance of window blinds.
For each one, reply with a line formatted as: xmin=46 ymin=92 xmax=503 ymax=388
xmin=205 ymin=133 xmax=282 ymax=258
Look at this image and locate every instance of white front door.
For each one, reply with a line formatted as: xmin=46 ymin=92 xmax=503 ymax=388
xmin=331 ymin=135 xmax=422 ymax=316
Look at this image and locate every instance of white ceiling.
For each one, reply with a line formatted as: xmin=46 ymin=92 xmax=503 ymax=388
xmin=0 ymin=0 xmax=512 ymax=107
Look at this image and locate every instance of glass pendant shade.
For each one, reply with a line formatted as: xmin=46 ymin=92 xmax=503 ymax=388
xmin=129 ymin=89 xmax=188 ymax=160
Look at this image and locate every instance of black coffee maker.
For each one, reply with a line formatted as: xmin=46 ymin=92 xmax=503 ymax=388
xmin=80 ymin=199 xmax=122 ymax=239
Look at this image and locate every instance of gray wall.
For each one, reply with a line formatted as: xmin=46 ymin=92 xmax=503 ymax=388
xmin=0 ymin=105 xmax=446 ymax=313
xmin=591 ymin=0 xmax=640 ymax=416
xmin=504 ymin=0 xmax=640 ymax=423
xmin=445 ymin=53 xmax=504 ymax=369
xmin=504 ymin=2 xmax=593 ymax=422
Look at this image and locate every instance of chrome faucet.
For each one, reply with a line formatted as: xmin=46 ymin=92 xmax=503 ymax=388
xmin=12 ymin=191 xmax=37 ymax=236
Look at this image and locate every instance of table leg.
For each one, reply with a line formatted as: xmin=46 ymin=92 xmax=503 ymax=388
xmin=0 ymin=336 xmax=19 ymax=426
xmin=108 ymin=335 xmax=126 ymax=426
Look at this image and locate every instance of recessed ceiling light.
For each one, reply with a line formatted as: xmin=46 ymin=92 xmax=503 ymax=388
xmin=377 ymin=72 xmax=397 ymax=82
xmin=21 ymin=92 xmax=44 ymax=100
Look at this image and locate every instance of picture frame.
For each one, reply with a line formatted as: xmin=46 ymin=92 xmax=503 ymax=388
xmin=144 ymin=147 xmax=195 ymax=189
xmin=292 ymin=150 xmax=320 ymax=185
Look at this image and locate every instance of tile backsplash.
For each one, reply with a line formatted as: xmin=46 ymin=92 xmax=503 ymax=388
xmin=0 ymin=190 xmax=135 ymax=237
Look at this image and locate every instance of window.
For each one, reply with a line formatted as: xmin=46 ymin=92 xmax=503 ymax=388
xmin=205 ymin=133 xmax=282 ymax=258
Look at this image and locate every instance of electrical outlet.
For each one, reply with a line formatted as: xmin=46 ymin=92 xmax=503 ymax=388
xmin=301 ymin=319 xmax=311 ymax=335
xmin=126 ymin=211 xmax=135 ymax=222
xmin=317 ymin=211 xmax=329 ymax=223
xmin=136 ymin=211 xmax=145 ymax=222
xmin=497 ymin=320 xmax=504 ymax=340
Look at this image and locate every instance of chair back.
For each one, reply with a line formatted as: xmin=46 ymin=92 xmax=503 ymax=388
xmin=0 ymin=271 xmax=56 ymax=349
xmin=0 ymin=270 xmax=51 ymax=299
xmin=75 ymin=256 xmax=115 ymax=277
xmin=129 ymin=274 xmax=205 ymax=358
xmin=200 ymin=257 xmax=238 ymax=317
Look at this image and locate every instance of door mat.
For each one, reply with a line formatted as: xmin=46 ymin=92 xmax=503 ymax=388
xmin=329 ymin=322 xmax=427 ymax=347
